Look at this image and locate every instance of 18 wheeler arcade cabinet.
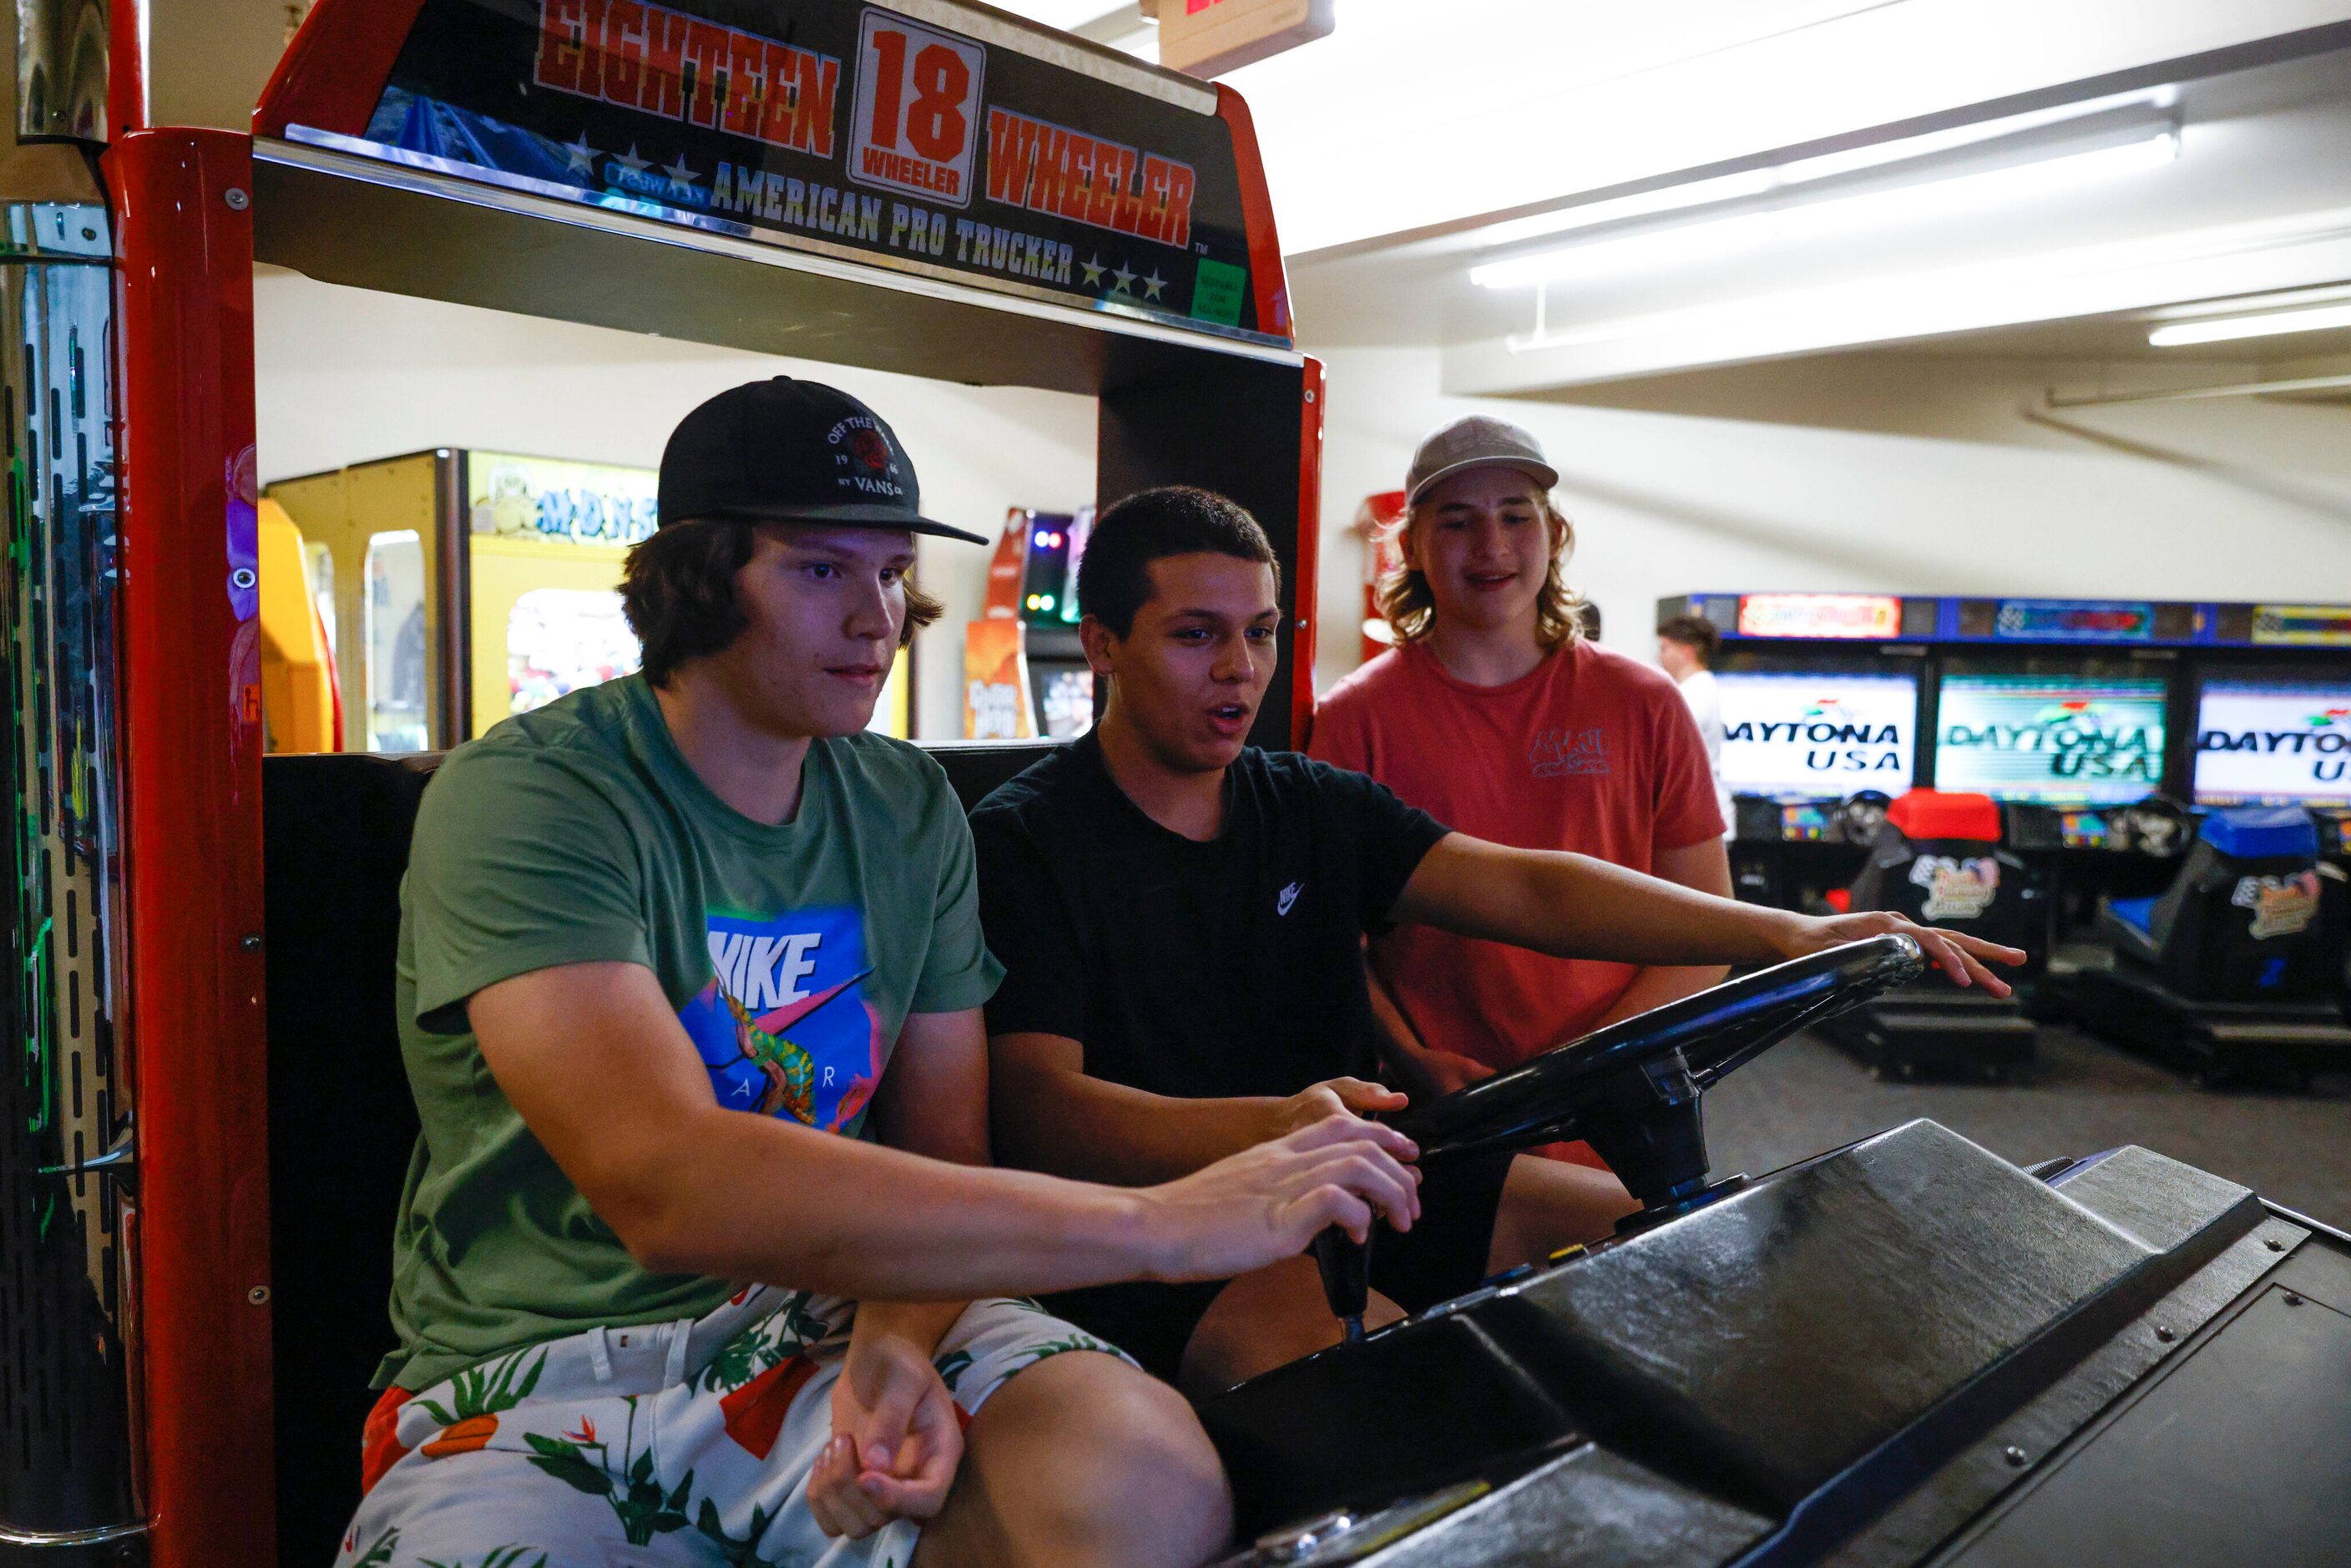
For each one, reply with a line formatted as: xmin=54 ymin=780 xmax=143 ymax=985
xmin=2 ymin=0 xmax=1320 ymax=1558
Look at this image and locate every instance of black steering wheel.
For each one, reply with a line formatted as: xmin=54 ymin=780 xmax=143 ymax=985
xmin=1311 ymin=936 xmax=1924 ymax=1338
xmin=1309 ymin=936 xmax=1926 ymax=1338
xmin=1393 ymin=933 xmax=1922 ymax=1173
xmin=1836 ymin=790 xmax=1893 ymax=847
xmin=2118 ymin=793 xmax=2190 ymax=857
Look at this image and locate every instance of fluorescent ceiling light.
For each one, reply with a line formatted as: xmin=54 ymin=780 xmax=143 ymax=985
xmin=2148 ymin=301 xmax=2351 ymax=346
xmin=1471 ymin=87 xmax=2178 ymax=254
xmin=2148 ymin=283 xmax=2351 ymax=321
xmin=1477 ymin=204 xmax=2351 ymax=367
xmin=1472 ymin=129 xmax=2177 ymax=290
xmin=1471 ymin=103 xmax=2180 ymax=291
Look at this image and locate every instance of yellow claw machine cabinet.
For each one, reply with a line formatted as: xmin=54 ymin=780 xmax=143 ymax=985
xmin=265 ymin=448 xmax=915 ymax=751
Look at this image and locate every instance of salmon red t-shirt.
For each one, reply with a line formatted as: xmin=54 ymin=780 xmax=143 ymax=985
xmin=1310 ymin=638 xmax=1727 ymax=1082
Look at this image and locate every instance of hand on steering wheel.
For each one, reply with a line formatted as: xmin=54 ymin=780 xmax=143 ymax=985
xmin=1779 ymin=911 xmax=2025 ymax=998
xmin=1269 ymin=1077 xmax=1412 ymax=1140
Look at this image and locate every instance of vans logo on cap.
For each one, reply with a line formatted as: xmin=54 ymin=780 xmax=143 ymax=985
xmin=827 ymin=415 xmax=907 ymax=498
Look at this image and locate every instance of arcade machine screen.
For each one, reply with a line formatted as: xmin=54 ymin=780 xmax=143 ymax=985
xmin=1718 ymin=670 xmax=1919 ymax=804
xmin=2192 ymin=671 xmax=2351 ymax=811
xmin=1022 ymin=509 xmax=1095 ymax=739
xmin=1934 ymin=668 xmax=2170 ymax=807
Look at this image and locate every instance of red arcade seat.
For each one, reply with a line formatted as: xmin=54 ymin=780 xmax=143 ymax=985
xmin=1818 ymin=788 xmax=2047 ymax=1081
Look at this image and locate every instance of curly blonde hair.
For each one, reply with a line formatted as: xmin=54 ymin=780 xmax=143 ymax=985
xmin=1374 ymin=489 xmax=1588 ymax=651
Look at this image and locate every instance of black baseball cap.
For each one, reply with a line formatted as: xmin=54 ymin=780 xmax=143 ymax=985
xmin=657 ymin=377 xmax=990 ymax=544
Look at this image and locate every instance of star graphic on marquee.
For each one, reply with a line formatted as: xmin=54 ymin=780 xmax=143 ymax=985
xmin=613 ymin=144 xmax=650 ymax=175
xmin=561 ymin=133 xmax=597 ymax=175
xmin=1110 ymin=262 xmax=1136 ymax=295
xmin=661 ymin=154 xmax=700 ymax=187
xmin=1141 ymin=269 xmax=1167 ymax=301
xmin=1080 ymin=253 xmax=1106 ymax=288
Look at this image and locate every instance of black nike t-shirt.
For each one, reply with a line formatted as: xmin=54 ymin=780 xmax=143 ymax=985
xmin=971 ymin=735 xmax=1452 ymax=1096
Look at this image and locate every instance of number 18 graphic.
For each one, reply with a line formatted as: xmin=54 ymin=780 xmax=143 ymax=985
xmin=849 ymin=8 xmax=986 ymax=207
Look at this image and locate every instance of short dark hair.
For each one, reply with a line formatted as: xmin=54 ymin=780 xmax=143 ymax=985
xmin=620 ymin=518 xmax=941 ymax=687
xmin=1077 ymin=486 xmax=1281 ymax=638
xmin=1657 ymin=613 xmax=1720 ymax=666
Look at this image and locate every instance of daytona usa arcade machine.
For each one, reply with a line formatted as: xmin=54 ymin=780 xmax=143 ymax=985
xmin=0 ymin=0 xmax=1321 ymax=1559
xmin=1653 ymin=593 xmax=1934 ymax=911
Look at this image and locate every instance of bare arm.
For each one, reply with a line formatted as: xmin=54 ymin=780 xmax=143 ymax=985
xmin=1361 ymin=959 xmax=1487 ymax=1097
xmin=988 ymin=1029 xmax=1408 ymax=1186
xmin=819 ymin=1007 xmax=991 ymax=1536
xmin=856 ymin=1007 xmax=995 ymax=1344
xmin=468 ymin=961 xmax=1423 ymax=1301
xmin=1391 ymin=833 xmax=2021 ymax=995
xmin=1585 ymin=837 xmax=1735 ymax=1029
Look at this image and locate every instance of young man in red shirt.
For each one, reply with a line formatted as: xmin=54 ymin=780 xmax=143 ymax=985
xmin=978 ymin=486 xmax=2020 ymax=1391
xmin=1313 ymin=418 xmax=1732 ymax=1161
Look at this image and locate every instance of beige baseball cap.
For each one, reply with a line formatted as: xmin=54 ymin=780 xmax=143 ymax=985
xmin=1405 ymin=415 xmax=1559 ymax=505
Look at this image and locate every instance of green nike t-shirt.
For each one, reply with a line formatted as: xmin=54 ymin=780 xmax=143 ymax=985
xmin=376 ymin=674 xmax=1002 ymax=1390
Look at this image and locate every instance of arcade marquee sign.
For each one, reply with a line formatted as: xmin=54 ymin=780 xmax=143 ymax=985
xmin=306 ymin=0 xmax=1280 ymax=340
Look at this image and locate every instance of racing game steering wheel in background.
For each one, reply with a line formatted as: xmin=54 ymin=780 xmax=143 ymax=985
xmin=1836 ymin=790 xmax=1893 ymax=846
xmin=1311 ymin=935 xmax=1928 ymax=1338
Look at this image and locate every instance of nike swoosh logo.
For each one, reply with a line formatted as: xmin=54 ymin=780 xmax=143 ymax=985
xmin=1277 ymin=881 xmax=1301 ymax=916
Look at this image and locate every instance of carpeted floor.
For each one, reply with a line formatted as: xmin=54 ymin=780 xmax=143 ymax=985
xmin=1704 ymin=1024 xmax=2351 ymax=1230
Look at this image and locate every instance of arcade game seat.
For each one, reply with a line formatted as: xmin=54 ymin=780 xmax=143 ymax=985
xmin=2073 ymin=805 xmax=2351 ymax=1090
xmin=1816 ymin=789 xmax=2046 ymax=1082
xmin=259 ymin=739 xmax=1054 ymax=1562
xmin=262 ymin=751 xmax=442 ymax=1564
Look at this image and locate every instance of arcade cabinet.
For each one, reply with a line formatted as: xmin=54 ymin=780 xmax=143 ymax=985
xmin=11 ymin=0 xmax=1323 ymax=1559
xmin=2070 ymin=670 xmax=2351 ymax=1085
xmin=964 ymin=505 xmax=1095 ymax=740
xmin=1818 ymin=789 xmax=2047 ymax=1081
xmin=1654 ymin=594 xmax=1930 ymax=910
xmin=2078 ymin=807 xmax=2348 ymax=1088
xmin=266 ymin=448 xmax=916 ymax=747
xmin=1199 ymin=938 xmax=2351 ymax=1567
xmin=255 ymin=498 xmax=341 ymax=752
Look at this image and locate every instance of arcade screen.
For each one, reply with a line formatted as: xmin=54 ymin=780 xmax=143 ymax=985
xmin=1019 ymin=509 xmax=1090 ymax=627
xmin=1716 ymin=670 xmax=1919 ymax=796
xmin=2192 ymin=673 xmax=2351 ymax=807
xmin=1934 ymin=671 xmax=2168 ymax=805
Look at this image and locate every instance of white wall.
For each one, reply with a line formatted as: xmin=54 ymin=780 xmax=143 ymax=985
xmin=1312 ymin=345 xmax=2351 ymax=694
xmin=254 ymin=269 xmax=1096 ymax=740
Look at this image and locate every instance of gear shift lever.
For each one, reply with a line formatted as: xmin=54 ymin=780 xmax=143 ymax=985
xmin=1310 ymin=1226 xmax=1371 ymax=1344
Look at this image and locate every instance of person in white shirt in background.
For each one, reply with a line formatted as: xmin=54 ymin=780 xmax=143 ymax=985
xmin=1658 ymin=614 xmax=1732 ymax=836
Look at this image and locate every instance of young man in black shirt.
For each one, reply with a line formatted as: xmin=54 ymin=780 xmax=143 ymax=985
xmin=973 ymin=488 xmax=2022 ymax=1393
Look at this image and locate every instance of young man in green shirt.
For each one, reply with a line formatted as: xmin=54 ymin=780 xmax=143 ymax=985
xmin=336 ymin=381 xmax=1421 ymax=1568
